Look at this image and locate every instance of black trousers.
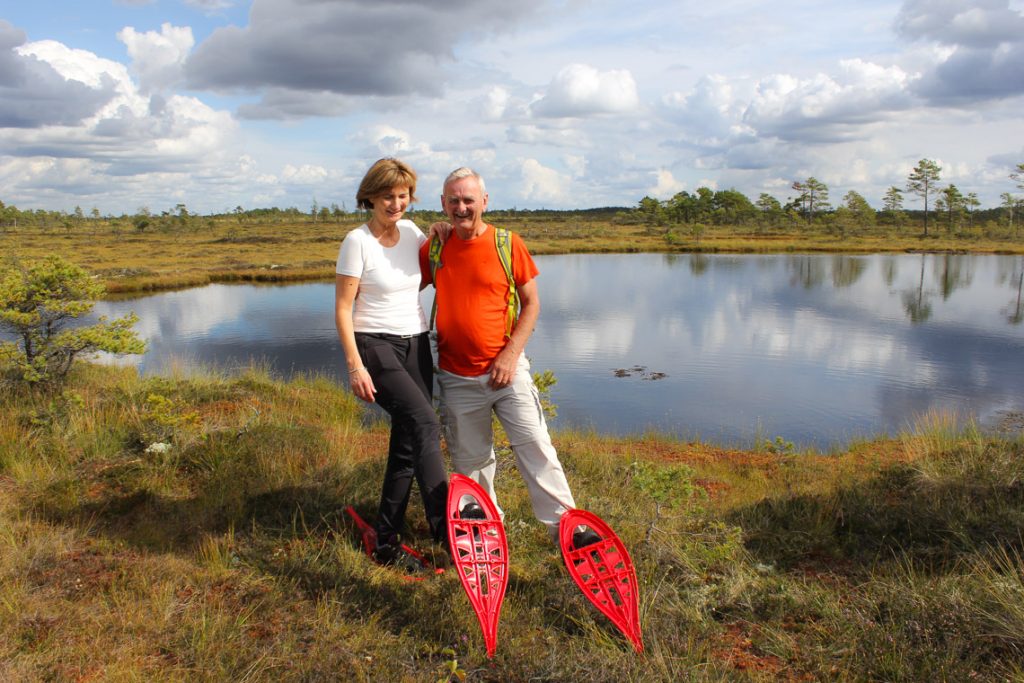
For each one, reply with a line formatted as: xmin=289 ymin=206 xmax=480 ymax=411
xmin=355 ymin=332 xmax=448 ymax=544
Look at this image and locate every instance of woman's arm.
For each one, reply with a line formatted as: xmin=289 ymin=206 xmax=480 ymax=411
xmin=335 ymin=274 xmax=376 ymax=403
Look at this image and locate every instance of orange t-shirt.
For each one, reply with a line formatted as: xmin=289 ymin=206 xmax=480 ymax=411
xmin=420 ymin=224 xmax=539 ymax=376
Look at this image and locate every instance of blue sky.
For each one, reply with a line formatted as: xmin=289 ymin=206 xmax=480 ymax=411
xmin=2 ymin=0 xmax=1023 ymax=215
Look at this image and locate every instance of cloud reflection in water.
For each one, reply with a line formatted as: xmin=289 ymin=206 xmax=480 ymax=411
xmin=88 ymin=254 xmax=1024 ymax=449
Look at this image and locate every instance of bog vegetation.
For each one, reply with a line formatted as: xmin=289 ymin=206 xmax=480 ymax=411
xmin=2 ymin=159 xmax=1023 ymax=295
xmin=2 ymin=362 xmax=1023 ymax=681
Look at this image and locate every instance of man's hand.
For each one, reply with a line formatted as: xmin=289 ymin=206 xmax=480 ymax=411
xmin=487 ymin=343 xmax=519 ymax=389
xmin=427 ymin=221 xmax=453 ymax=243
xmin=488 ymin=277 xmax=538 ymax=389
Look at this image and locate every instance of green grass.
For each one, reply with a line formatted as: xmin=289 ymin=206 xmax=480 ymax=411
xmin=2 ymin=364 xmax=1024 ymax=680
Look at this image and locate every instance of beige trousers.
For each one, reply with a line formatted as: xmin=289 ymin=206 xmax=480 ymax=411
xmin=438 ymin=355 xmax=576 ymax=541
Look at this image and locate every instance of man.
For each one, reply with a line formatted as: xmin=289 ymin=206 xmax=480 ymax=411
xmin=421 ymin=167 xmax=596 ymax=546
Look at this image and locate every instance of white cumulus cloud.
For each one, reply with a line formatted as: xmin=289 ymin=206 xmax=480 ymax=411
xmin=481 ymin=86 xmax=511 ymax=121
xmin=649 ymin=169 xmax=686 ymax=199
xmin=0 ymin=22 xmax=120 ymax=128
xmin=531 ymin=64 xmax=639 ymax=118
xmin=351 ymin=124 xmax=431 ymax=158
xmin=519 ymin=159 xmax=571 ymax=204
xmin=0 ymin=27 xmax=243 ymax=213
xmin=742 ymin=60 xmax=915 ymax=143
xmin=664 ymin=73 xmax=750 ymax=143
xmin=564 ymin=154 xmax=587 ymax=178
xmin=281 ymin=163 xmax=329 ymax=185
xmin=117 ymin=23 xmax=194 ymax=94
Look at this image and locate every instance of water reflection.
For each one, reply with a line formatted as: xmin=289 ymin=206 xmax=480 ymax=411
xmin=934 ymin=253 xmax=973 ymax=300
xmin=1001 ymin=260 xmax=1024 ymax=325
xmin=831 ymin=255 xmax=867 ymax=288
xmin=881 ymin=255 xmax=898 ymax=287
xmin=787 ymin=256 xmax=826 ymax=289
xmin=87 ymin=253 xmax=1024 ymax=449
xmin=902 ymin=255 xmax=932 ymax=324
xmin=688 ymin=253 xmax=710 ymax=275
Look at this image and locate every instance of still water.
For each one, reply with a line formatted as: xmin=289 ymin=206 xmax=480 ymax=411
xmin=92 ymin=253 xmax=1024 ymax=449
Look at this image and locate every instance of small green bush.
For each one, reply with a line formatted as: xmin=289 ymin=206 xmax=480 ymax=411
xmin=0 ymin=256 xmax=145 ymax=389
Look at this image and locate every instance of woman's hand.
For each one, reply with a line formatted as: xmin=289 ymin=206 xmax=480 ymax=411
xmin=349 ymin=366 xmax=377 ymax=403
xmin=427 ymin=221 xmax=453 ymax=244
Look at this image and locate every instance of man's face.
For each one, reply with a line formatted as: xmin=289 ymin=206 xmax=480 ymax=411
xmin=441 ymin=176 xmax=488 ymax=235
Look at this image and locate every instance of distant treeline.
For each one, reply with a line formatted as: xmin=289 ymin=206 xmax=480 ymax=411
xmin=0 ymin=200 xmax=634 ymax=232
xmin=0 ymin=199 xmax=1010 ymax=226
xmin=2 ymin=157 xmax=1022 ymax=242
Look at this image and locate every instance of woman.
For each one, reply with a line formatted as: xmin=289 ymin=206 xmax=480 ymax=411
xmin=335 ymin=158 xmax=447 ymax=571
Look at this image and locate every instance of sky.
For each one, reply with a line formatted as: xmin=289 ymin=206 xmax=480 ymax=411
xmin=1 ymin=0 xmax=1023 ymax=216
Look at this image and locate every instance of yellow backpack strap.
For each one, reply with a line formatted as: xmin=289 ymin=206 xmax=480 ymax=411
xmin=428 ymin=235 xmax=444 ymax=330
xmin=494 ymin=227 xmax=519 ymax=339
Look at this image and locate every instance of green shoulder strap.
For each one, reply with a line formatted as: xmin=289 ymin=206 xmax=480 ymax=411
xmin=493 ymin=227 xmax=519 ymax=339
xmin=428 ymin=227 xmax=519 ymax=338
xmin=428 ymin=234 xmax=444 ymax=330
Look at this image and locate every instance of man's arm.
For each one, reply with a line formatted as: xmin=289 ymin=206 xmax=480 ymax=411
xmin=488 ymin=277 xmax=539 ymax=388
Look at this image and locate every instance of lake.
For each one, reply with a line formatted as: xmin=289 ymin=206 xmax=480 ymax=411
xmin=91 ymin=252 xmax=1024 ymax=450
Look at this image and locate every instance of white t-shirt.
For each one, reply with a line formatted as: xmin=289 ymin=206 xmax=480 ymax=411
xmin=336 ymin=219 xmax=428 ymax=335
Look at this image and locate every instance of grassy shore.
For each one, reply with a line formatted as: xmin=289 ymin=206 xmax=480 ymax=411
xmin=3 ymin=215 xmax=1022 ymax=295
xmin=2 ymin=364 xmax=1023 ymax=681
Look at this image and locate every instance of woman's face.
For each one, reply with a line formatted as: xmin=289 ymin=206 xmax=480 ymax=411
xmin=372 ymin=186 xmax=411 ymax=227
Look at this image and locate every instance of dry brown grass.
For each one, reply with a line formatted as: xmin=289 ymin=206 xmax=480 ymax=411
xmin=4 ymin=215 xmax=1021 ymax=295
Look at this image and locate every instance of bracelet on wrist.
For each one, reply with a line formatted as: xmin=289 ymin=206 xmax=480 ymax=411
xmin=349 ymin=366 xmax=365 ymax=374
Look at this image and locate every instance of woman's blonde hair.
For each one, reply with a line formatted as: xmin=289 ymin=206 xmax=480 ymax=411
xmin=356 ymin=158 xmax=418 ymax=210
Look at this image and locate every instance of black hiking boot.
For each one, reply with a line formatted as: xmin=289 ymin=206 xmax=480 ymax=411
xmin=459 ymin=501 xmax=499 ymax=542
xmin=373 ymin=540 xmax=427 ymax=575
xmin=572 ymin=528 xmax=602 ymax=550
xmin=460 ymin=502 xmax=486 ymax=520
